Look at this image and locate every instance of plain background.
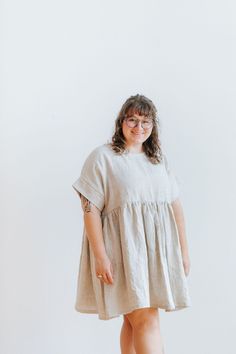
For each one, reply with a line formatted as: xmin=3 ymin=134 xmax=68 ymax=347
xmin=1 ymin=0 xmax=236 ymax=353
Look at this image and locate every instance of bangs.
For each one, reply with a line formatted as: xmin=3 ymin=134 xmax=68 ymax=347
xmin=125 ymin=102 xmax=152 ymax=118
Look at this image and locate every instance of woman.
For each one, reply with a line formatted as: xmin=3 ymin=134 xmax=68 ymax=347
xmin=72 ymin=94 xmax=191 ymax=354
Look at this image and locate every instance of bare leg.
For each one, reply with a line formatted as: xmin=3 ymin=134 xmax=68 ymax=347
xmin=120 ymin=315 xmax=136 ymax=354
xmin=125 ymin=307 xmax=164 ymax=354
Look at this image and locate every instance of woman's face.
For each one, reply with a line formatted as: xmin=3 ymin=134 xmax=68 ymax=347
xmin=122 ymin=113 xmax=153 ymax=149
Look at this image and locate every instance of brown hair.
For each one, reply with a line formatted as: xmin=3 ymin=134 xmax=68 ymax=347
xmin=108 ymin=94 xmax=163 ymax=164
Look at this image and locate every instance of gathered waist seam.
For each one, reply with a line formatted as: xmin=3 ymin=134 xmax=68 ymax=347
xmin=101 ymin=200 xmax=169 ymax=217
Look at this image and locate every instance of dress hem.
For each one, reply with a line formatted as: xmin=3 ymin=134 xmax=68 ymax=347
xmin=75 ymin=302 xmax=192 ymax=321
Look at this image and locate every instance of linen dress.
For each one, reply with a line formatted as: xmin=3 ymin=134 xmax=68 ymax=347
xmin=72 ymin=143 xmax=191 ymax=320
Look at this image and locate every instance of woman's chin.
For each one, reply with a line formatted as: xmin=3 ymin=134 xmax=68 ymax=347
xmin=131 ymin=137 xmax=145 ymax=143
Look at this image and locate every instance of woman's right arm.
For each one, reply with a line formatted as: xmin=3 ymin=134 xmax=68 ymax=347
xmin=78 ymin=192 xmax=114 ymax=285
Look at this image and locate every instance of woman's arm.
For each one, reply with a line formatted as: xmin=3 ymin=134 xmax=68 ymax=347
xmin=79 ymin=193 xmax=107 ymax=259
xmin=77 ymin=192 xmax=114 ymax=285
xmin=171 ymin=198 xmax=191 ymax=276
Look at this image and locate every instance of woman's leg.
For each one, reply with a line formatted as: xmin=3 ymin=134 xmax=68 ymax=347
xmin=120 ymin=315 xmax=136 ymax=354
xmin=125 ymin=307 xmax=164 ymax=354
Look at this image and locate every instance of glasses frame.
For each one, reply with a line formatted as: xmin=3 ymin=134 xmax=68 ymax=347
xmin=124 ymin=117 xmax=154 ymax=129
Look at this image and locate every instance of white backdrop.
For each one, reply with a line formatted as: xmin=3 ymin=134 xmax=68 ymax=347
xmin=1 ymin=1 xmax=236 ymax=353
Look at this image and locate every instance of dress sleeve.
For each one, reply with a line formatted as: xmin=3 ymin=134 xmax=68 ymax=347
xmin=72 ymin=152 xmax=105 ymax=212
xmin=163 ymin=154 xmax=180 ymax=202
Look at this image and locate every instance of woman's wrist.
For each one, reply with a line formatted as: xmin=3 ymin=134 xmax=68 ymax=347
xmin=94 ymin=249 xmax=108 ymax=261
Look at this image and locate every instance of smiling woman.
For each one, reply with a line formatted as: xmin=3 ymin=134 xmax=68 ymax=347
xmin=72 ymin=94 xmax=191 ymax=354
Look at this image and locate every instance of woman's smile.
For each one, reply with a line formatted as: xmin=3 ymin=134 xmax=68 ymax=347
xmin=131 ymin=132 xmax=143 ymax=136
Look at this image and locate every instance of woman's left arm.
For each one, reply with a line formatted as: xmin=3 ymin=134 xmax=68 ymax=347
xmin=171 ymin=198 xmax=191 ymax=276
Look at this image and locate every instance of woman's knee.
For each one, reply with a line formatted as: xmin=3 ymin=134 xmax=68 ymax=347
xmin=125 ymin=307 xmax=159 ymax=332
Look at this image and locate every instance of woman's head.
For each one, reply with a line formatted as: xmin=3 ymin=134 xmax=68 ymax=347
xmin=109 ymin=94 xmax=162 ymax=164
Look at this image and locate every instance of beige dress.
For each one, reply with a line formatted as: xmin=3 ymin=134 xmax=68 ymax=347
xmin=72 ymin=143 xmax=192 ymax=320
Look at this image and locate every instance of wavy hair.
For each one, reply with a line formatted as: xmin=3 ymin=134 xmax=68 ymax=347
xmin=108 ymin=94 xmax=163 ymax=164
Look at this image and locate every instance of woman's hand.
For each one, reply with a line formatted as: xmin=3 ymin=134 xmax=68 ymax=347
xmin=182 ymin=252 xmax=191 ymax=277
xmin=95 ymin=254 xmax=114 ymax=285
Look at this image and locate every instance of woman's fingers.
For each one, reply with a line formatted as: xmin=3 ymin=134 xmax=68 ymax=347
xmin=101 ymin=273 xmax=109 ymax=285
xmin=107 ymin=270 xmax=114 ymax=284
xmin=98 ymin=270 xmax=114 ymax=285
xmin=95 ymin=256 xmax=114 ymax=284
xmin=100 ymin=271 xmax=113 ymax=285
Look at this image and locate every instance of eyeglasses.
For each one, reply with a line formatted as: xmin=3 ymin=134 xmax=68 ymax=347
xmin=124 ymin=117 xmax=153 ymax=129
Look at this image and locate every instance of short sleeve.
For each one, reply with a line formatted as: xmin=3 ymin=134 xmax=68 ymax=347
xmin=72 ymin=151 xmax=105 ymax=212
xmin=163 ymin=154 xmax=180 ymax=202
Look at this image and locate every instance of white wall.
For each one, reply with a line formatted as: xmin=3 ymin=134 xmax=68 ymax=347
xmin=1 ymin=0 xmax=236 ymax=353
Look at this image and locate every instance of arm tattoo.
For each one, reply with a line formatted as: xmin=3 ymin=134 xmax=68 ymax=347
xmin=80 ymin=193 xmax=93 ymax=213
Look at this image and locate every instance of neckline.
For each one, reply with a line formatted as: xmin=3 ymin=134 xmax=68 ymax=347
xmin=104 ymin=143 xmax=145 ymax=156
xmin=127 ymin=151 xmax=145 ymax=155
xmin=125 ymin=148 xmax=145 ymax=155
xmin=125 ymin=150 xmax=146 ymax=157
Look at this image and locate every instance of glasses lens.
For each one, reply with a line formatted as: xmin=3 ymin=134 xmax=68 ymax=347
xmin=142 ymin=120 xmax=153 ymax=129
xmin=126 ymin=117 xmax=153 ymax=129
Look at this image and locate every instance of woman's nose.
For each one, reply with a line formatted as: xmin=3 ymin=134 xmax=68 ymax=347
xmin=134 ymin=121 xmax=144 ymax=129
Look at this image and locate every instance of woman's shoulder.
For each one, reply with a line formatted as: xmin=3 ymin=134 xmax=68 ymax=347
xmin=84 ymin=143 xmax=114 ymax=164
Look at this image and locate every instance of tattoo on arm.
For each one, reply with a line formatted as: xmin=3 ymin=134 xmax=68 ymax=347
xmin=78 ymin=193 xmax=101 ymax=215
xmin=80 ymin=194 xmax=93 ymax=213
